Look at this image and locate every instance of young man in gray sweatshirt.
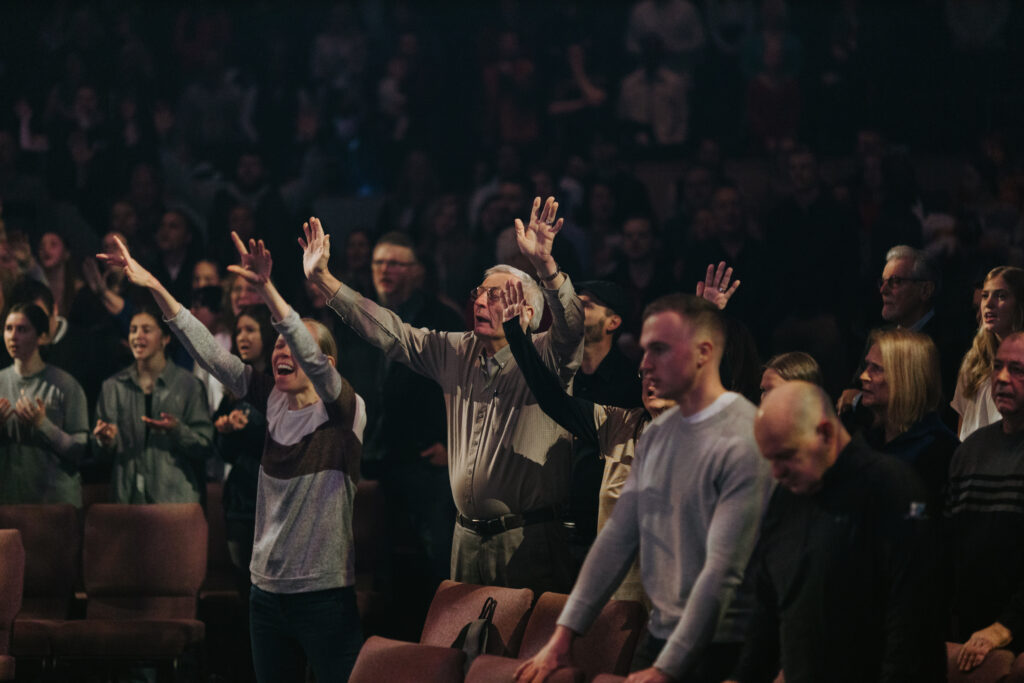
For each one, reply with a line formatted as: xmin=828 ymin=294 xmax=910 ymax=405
xmin=515 ymin=294 xmax=774 ymax=683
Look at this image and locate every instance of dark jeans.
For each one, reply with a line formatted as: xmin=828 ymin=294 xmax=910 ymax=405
xmin=631 ymin=632 xmax=742 ymax=683
xmin=249 ymin=585 xmax=363 ymax=683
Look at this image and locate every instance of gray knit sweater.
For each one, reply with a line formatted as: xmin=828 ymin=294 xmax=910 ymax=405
xmin=558 ymin=393 xmax=773 ymax=679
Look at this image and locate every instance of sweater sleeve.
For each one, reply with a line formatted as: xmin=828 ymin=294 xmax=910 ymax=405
xmin=272 ymin=308 xmax=357 ymax=424
xmin=502 ymin=318 xmax=599 ymax=445
xmin=654 ymin=440 xmax=771 ymax=679
xmin=532 ymin=274 xmax=584 ymax=388
xmin=34 ymin=374 xmax=89 ymax=465
xmin=166 ymin=307 xmax=252 ymax=398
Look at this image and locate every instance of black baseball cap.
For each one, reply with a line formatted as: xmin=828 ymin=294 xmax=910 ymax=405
xmin=577 ymin=280 xmax=628 ymax=318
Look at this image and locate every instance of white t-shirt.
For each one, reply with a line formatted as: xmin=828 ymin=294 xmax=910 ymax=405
xmin=951 ymin=375 xmax=1001 ymax=441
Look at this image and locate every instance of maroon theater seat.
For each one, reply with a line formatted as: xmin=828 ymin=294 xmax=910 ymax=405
xmin=947 ymin=642 xmax=1015 ymax=683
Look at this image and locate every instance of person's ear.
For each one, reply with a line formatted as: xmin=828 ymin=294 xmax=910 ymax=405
xmin=327 ymin=356 xmax=337 ymax=368
xmin=919 ymin=281 xmax=935 ymax=302
xmin=695 ymin=339 xmax=713 ymax=368
xmin=605 ymin=314 xmax=622 ymax=335
xmin=520 ymin=305 xmax=535 ymax=331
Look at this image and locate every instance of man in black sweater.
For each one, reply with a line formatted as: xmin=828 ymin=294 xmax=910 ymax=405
xmin=946 ymin=331 xmax=1024 ymax=672
xmin=728 ymin=381 xmax=945 ymax=683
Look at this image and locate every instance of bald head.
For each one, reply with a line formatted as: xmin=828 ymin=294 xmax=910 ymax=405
xmin=755 ymin=381 xmax=849 ymax=495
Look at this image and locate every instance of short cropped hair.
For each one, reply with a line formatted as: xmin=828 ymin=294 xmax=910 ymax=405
xmin=483 ymin=264 xmax=544 ymax=331
xmin=375 ymin=231 xmax=419 ymax=262
xmin=764 ymin=351 xmax=824 ymax=388
xmin=642 ymin=293 xmax=725 ymax=352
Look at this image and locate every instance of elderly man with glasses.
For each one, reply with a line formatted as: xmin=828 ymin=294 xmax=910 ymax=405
xmin=302 ymin=197 xmax=584 ymax=593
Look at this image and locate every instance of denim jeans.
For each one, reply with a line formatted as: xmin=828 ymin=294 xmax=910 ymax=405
xmin=249 ymin=585 xmax=363 ymax=682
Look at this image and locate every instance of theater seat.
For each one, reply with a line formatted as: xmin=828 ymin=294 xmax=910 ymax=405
xmin=465 ymin=592 xmax=645 ymax=683
xmin=0 ymin=530 xmax=25 ymax=682
xmin=947 ymin=642 xmax=1015 ymax=683
xmin=1007 ymin=651 xmax=1024 ymax=683
xmin=349 ymin=636 xmax=466 ymax=683
xmin=420 ymin=580 xmax=533 ymax=656
xmin=0 ymin=504 xmax=80 ymax=660
xmin=50 ymin=504 xmax=208 ymax=675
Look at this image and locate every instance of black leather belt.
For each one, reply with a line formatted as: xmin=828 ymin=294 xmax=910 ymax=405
xmin=456 ymin=507 xmax=556 ymax=536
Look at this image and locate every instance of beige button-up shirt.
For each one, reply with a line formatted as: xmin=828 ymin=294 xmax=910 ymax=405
xmin=327 ymin=277 xmax=583 ymax=518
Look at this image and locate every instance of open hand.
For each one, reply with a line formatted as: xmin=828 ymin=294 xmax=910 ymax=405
xmin=96 ymin=236 xmax=160 ymax=289
xmin=958 ymin=623 xmax=1012 ymax=671
xmin=93 ymin=419 xmax=118 ymax=447
xmin=514 ymin=197 xmax=563 ymax=266
xmin=624 ymin=667 xmax=672 ymax=683
xmin=215 ymin=409 xmax=249 ymax=434
xmin=695 ymin=261 xmax=740 ymax=310
xmin=299 ymin=217 xmax=332 ymax=282
xmin=228 ymin=232 xmax=273 ymax=287
xmin=141 ymin=412 xmax=179 ymax=432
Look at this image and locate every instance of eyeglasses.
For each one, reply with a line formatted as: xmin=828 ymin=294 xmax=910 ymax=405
xmin=470 ymin=286 xmax=502 ymax=302
xmin=371 ymin=259 xmax=414 ymax=269
xmin=877 ymin=276 xmax=925 ymax=290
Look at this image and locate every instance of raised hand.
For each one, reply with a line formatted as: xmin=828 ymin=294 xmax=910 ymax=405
xmin=93 ymin=419 xmax=118 ymax=448
xmin=486 ymin=279 xmax=528 ymax=332
xmin=96 ymin=236 xmax=160 ymax=290
xmin=81 ymin=257 xmax=107 ymax=294
xmin=228 ymin=232 xmax=273 ymax=287
xmin=215 ymin=409 xmax=249 ymax=434
xmin=298 ymin=217 xmax=332 ymax=282
xmin=695 ymin=261 xmax=740 ymax=310
xmin=514 ymin=197 xmax=563 ymax=269
xmin=14 ymin=395 xmax=46 ymax=428
xmin=141 ymin=411 xmax=179 ymax=432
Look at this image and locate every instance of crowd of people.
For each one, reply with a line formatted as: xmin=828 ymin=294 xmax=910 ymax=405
xmin=2 ymin=1 xmax=1024 ymax=682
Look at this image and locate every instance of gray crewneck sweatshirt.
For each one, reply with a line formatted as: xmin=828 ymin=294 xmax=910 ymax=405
xmin=558 ymin=393 xmax=773 ymax=679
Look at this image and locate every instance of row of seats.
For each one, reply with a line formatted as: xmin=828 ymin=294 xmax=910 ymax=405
xmin=349 ymin=580 xmax=648 ymax=683
xmin=0 ymin=503 xmax=207 ymax=680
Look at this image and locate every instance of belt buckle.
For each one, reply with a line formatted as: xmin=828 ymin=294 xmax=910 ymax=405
xmin=483 ymin=517 xmax=506 ymax=536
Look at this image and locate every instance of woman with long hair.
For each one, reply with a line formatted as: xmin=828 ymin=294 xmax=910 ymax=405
xmin=952 ymin=266 xmax=1024 ymax=440
xmin=215 ymin=304 xmax=274 ymax=585
xmin=99 ymin=231 xmax=366 ymax=682
xmin=0 ymin=302 xmax=89 ymax=505
xmin=857 ymin=328 xmax=959 ymax=511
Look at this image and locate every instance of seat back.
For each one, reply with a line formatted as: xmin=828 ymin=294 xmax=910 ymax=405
xmin=946 ymin=642 xmax=1015 ymax=683
xmin=82 ymin=504 xmax=208 ymax=620
xmin=0 ymin=504 xmax=79 ymax=618
xmin=0 ymin=530 xmax=25 ymax=657
xmin=420 ymin=580 xmax=533 ymax=657
xmin=519 ymin=593 xmax=645 ymax=677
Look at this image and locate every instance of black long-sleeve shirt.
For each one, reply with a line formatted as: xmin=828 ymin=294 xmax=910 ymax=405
xmin=732 ymin=437 xmax=946 ymax=683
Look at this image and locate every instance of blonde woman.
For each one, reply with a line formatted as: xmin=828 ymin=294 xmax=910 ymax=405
xmin=952 ymin=266 xmax=1024 ymax=440
xmin=858 ymin=328 xmax=959 ymax=511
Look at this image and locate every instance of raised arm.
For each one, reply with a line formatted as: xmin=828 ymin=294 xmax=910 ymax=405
xmin=99 ymin=236 xmax=251 ymax=397
xmin=494 ymin=280 xmax=599 ymax=445
xmin=230 ymin=232 xmax=344 ymax=404
xmin=695 ymin=261 xmax=740 ymax=310
xmin=301 ymin=217 xmax=451 ymax=383
xmin=516 ymin=196 xmax=567 ymax=290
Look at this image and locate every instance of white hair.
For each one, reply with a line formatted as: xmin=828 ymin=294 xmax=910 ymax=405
xmin=885 ymin=245 xmax=937 ymax=284
xmin=484 ymin=264 xmax=544 ymax=331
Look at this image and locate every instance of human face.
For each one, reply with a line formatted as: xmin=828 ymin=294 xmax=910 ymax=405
xmin=981 ymin=275 xmax=1019 ymax=338
xmin=759 ymin=368 xmax=785 ymax=401
xmin=192 ymin=261 xmax=220 ymax=289
xmin=229 ymin=277 xmax=259 ymax=316
xmin=991 ymin=337 xmax=1024 ymax=420
xmin=858 ymin=343 xmax=890 ymax=409
xmin=235 ymin=315 xmax=264 ymax=364
xmin=371 ymin=244 xmax=417 ymax=301
xmin=155 ymin=212 xmax=191 ymax=253
xmin=581 ymin=294 xmax=613 ymax=345
xmin=639 ymin=311 xmax=701 ymax=403
xmin=128 ymin=313 xmax=168 ymax=363
xmin=110 ymin=201 xmax=138 ymax=236
xmin=472 ymin=272 xmax=519 ymax=340
xmin=270 ymin=321 xmax=321 ymax=394
xmin=788 ymin=152 xmax=818 ymax=193
xmin=711 ymin=188 xmax=743 ymax=238
xmin=879 ymin=258 xmax=928 ymax=325
xmin=346 ymin=232 xmax=371 ymax=270
xmin=621 ymin=218 xmax=654 ymax=262
xmin=756 ymin=420 xmax=832 ymax=495
xmin=4 ymin=312 xmax=43 ymax=362
xmin=37 ymin=232 xmax=68 ymax=270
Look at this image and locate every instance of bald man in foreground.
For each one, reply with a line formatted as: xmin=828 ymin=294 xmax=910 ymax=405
xmin=727 ymin=382 xmax=946 ymax=683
